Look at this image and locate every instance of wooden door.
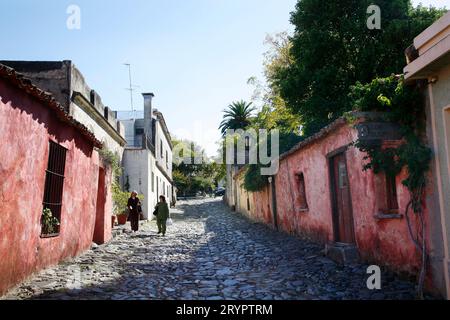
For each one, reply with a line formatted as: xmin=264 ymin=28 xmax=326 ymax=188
xmin=330 ymin=153 xmax=355 ymax=243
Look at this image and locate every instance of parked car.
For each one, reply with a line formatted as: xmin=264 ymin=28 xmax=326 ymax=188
xmin=214 ymin=188 xmax=226 ymax=198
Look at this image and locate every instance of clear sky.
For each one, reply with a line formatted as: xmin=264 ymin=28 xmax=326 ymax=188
xmin=1 ymin=0 xmax=448 ymax=156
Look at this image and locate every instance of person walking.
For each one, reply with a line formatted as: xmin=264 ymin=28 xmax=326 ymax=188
xmin=155 ymin=195 xmax=169 ymax=236
xmin=127 ymin=191 xmax=141 ymax=232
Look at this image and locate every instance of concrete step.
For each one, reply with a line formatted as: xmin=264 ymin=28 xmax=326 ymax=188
xmin=325 ymin=242 xmax=360 ymax=265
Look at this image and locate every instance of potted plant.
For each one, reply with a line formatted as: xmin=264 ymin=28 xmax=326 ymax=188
xmin=112 ymin=183 xmax=130 ymax=225
xmin=117 ymin=210 xmax=129 ymax=225
xmin=41 ymin=208 xmax=60 ymax=236
xmin=111 ymin=214 xmax=116 ymax=228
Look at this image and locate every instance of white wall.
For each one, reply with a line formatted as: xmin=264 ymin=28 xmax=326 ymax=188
xmin=122 ymin=149 xmax=150 ymax=218
xmin=155 ymin=120 xmax=173 ymax=178
xmin=121 ymin=119 xmax=137 ymax=148
xmin=71 ymin=104 xmax=124 ymax=156
xmin=123 ymin=148 xmax=173 ymax=220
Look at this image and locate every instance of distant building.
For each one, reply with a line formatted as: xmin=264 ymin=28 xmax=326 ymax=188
xmin=120 ymin=93 xmax=174 ymax=218
xmin=0 ymin=63 xmax=111 ymax=295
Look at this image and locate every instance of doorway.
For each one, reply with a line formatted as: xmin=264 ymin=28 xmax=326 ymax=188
xmin=93 ymin=166 xmax=106 ymax=244
xmin=329 ymin=152 xmax=356 ymax=244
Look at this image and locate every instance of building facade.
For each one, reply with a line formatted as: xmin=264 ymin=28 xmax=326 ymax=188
xmin=226 ymin=113 xmax=441 ymax=294
xmin=0 ymin=63 xmax=111 ymax=295
xmin=121 ymin=93 xmax=174 ymax=219
xmin=0 ymin=60 xmax=127 ymax=239
xmin=0 ymin=61 xmax=127 ymax=156
xmin=404 ymin=11 xmax=450 ymax=299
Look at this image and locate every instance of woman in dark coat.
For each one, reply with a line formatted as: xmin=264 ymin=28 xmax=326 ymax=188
xmin=127 ymin=191 xmax=141 ymax=232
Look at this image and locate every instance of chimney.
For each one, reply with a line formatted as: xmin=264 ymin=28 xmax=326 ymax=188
xmin=142 ymin=93 xmax=154 ymax=142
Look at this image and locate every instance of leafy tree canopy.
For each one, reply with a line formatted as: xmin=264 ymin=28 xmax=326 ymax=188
xmin=273 ymin=0 xmax=446 ymax=136
xmin=172 ymin=137 xmax=226 ymax=196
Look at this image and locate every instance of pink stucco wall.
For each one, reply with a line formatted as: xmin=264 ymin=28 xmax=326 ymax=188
xmin=0 ymin=78 xmax=111 ymax=295
xmin=235 ymin=122 xmax=428 ymax=278
xmin=251 ymin=187 xmax=274 ymax=227
xmin=93 ymin=166 xmax=113 ymax=245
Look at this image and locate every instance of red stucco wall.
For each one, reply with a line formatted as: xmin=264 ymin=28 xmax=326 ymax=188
xmin=236 ymin=122 xmax=427 ymax=277
xmin=93 ymin=166 xmax=113 ymax=245
xmin=251 ymin=187 xmax=273 ymax=227
xmin=0 ymin=78 xmax=108 ymax=295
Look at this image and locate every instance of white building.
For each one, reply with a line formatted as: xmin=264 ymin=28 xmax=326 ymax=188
xmin=121 ymin=93 xmax=174 ymax=219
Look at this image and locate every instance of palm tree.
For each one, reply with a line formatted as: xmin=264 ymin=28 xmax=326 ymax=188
xmin=219 ymin=100 xmax=256 ymax=136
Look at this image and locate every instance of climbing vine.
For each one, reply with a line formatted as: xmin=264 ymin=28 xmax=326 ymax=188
xmin=98 ymin=147 xmax=128 ymax=215
xmin=98 ymin=147 xmax=122 ymax=179
xmin=350 ymin=76 xmax=432 ymax=299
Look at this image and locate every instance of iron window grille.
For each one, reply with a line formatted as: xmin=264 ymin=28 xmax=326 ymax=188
xmin=41 ymin=141 xmax=67 ymax=236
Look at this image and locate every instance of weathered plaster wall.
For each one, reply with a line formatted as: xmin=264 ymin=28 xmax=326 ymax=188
xmin=70 ymin=64 xmax=125 ymax=157
xmin=93 ymin=166 xmax=113 ymax=245
xmin=231 ymin=122 xmax=427 ymax=278
xmin=0 ymin=61 xmax=71 ymax=112
xmin=431 ymin=64 xmax=450 ymax=245
xmin=234 ymin=173 xmax=254 ymax=219
xmin=0 ymin=61 xmax=125 ymax=158
xmin=0 ymin=78 xmax=102 ymax=295
xmin=251 ymin=186 xmax=273 ymax=227
xmin=425 ymin=63 xmax=450 ymax=297
xmin=71 ymin=102 xmax=124 ymax=156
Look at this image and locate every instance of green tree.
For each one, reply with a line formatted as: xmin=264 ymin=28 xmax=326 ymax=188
xmin=219 ymin=100 xmax=256 ymax=136
xmin=273 ymin=0 xmax=446 ymax=136
xmin=249 ymin=33 xmax=303 ymax=137
xmin=172 ymin=137 xmax=225 ymax=196
xmin=243 ymin=33 xmax=304 ymax=192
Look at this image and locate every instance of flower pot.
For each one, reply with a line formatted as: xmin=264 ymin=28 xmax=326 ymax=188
xmin=112 ymin=216 xmax=116 ymax=228
xmin=117 ymin=214 xmax=129 ymax=225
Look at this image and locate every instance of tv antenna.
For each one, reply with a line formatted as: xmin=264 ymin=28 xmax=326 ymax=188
xmin=123 ymin=63 xmax=140 ymax=112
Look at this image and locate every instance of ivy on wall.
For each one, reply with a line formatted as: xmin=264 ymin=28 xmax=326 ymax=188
xmin=350 ymin=76 xmax=432 ymax=207
xmin=350 ymin=75 xmax=432 ymax=299
xmin=98 ymin=147 xmax=131 ymax=215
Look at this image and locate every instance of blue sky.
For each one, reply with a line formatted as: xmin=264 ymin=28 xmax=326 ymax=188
xmin=1 ymin=0 xmax=448 ymax=156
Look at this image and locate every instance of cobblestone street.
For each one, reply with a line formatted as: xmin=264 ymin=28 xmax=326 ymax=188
xmin=2 ymin=198 xmax=421 ymax=300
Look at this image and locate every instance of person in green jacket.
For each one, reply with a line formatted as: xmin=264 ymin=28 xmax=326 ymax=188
xmin=155 ymin=195 xmax=170 ymax=236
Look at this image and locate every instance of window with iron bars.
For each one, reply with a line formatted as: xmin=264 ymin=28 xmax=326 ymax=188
xmin=41 ymin=141 xmax=67 ymax=236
